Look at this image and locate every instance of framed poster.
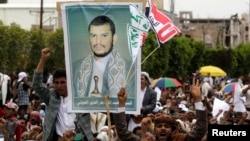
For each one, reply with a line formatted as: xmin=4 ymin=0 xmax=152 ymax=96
xmin=61 ymin=2 xmax=142 ymax=114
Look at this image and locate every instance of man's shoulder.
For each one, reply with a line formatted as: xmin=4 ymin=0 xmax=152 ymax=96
xmin=72 ymin=57 xmax=89 ymax=76
xmin=147 ymin=86 xmax=157 ymax=94
xmin=73 ymin=58 xmax=85 ymax=68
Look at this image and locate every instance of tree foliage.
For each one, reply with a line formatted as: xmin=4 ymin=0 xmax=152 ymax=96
xmin=0 ymin=23 xmax=30 ymax=73
xmin=26 ymin=29 xmax=47 ymax=75
xmin=46 ymin=28 xmax=65 ymax=72
xmin=0 ymin=23 xmax=250 ymax=81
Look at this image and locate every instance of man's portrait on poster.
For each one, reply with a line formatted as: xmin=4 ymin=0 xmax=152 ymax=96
xmin=62 ymin=3 xmax=140 ymax=112
xmin=73 ymin=15 xmax=126 ymax=98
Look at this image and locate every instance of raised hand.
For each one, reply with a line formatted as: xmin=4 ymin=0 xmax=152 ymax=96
xmin=41 ymin=47 xmax=51 ymax=60
xmin=36 ymin=47 xmax=51 ymax=72
xmin=190 ymin=77 xmax=201 ymax=102
xmin=0 ymin=118 xmax=6 ymax=128
xmin=141 ymin=117 xmax=153 ymax=138
xmin=117 ymin=87 xmax=128 ymax=107
xmin=0 ymin=118 xmax=8 ymax=137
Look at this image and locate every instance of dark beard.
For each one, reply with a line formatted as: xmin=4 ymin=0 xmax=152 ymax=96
xmin=94 ymin=45 xmax=113 ymax=58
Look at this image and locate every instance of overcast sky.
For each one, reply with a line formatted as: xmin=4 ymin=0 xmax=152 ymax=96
xmin=169 ymin=0 xmax=249 ymax=18
xmin=5 ymin=0 xmax=250 ymax=18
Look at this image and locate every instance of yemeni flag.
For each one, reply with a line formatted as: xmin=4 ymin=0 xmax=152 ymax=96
xmin=145 ymin=0 xmax=180 ymax=45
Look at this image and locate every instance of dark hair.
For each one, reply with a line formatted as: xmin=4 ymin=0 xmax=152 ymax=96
xmin=41 ymin=105 xmax=46 ymax=110
xmin=132 ymin=126 xmax=141 ymax=134
xmin=88 ymin=15 xmax=116 ymax=36
xmin=52 ymin=69 xmax=66 ymax=82
xmin=18 ymin=117 xmax=27 ymax=123
xmin=243 ymin=77 xmax=250 ymax=84
xmin=234 ymin=111 xmax=243 ymax=117
xmin=207 ymin=112 xmax=213 ymax=117
xmin=154 ymin=113 xmax=177 ymax=131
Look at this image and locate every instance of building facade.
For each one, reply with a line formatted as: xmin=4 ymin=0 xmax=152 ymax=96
xmin=0 ymin=1 xmax=58 ymax=32
xmin=0 ymin=0 xmax=249 ymax=47
xmin=179 ymin=11 xmax=249 ymax=48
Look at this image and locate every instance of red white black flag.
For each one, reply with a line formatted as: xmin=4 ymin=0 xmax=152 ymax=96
xmin=145 ymin=0 xmax=180 ymax=44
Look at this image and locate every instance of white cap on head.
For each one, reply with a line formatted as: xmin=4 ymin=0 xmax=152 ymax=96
xmin=4 ymin=101 xmax=19 ymax=112
xmin=18 ymin=72 xmax=27 ymax=82
xmin=141 ymin=71 xmax=152 ymax=83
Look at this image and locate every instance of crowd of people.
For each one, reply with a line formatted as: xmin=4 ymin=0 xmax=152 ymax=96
xmin=0 ymin=47 xmax=249 ymax=141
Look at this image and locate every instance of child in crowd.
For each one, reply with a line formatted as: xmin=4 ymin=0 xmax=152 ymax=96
xmin=0 ymin=101 xmax=22 ymax=141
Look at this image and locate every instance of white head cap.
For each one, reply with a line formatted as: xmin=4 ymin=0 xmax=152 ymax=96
xmin=18 ymin=72 xmax=27 ymax=82
xmin=141 ymin=71 xmax=152 ymax=83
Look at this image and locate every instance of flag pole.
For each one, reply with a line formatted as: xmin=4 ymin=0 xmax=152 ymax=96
xmin=141 ymin=46 xmax=160 ymax=65
xmin=104 ymin=95 xmax=111 ymax=141
xmin=124 ymin=59 xmax=136 ymax=87
xmin=124 ymin=46 xmax=160 ymax=86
